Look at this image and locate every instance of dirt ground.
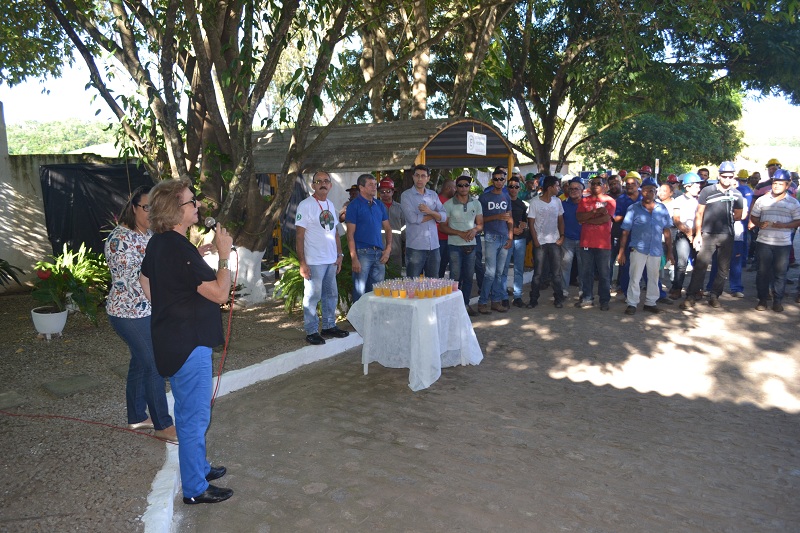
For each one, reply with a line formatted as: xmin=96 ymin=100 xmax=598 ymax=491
xmin=0 ymin=288 xmax=308 ymax=532
xmin=2 ymin=264 xmax=800 ymax=532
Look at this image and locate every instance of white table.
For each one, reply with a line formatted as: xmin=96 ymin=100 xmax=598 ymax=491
xmin=346 ymin=291 xmax=483 ymax=391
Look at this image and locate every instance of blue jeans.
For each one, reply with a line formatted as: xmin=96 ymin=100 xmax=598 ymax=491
xmin=449 ymin=244 xmax=477 ymax=306
xmin=671 ymin=233 xmax=695 ymax=293
xmin=756 ymin=242 xmax=791 ymax=302
xmin=438 ymin=239 xmax=449 ymax=278
xmin=578 ymin=248 xmax=612 ymax=305
xmin=406 ymin=247 xmax=441 ymax=278
xmin=479 ymin=233 xmax=509 ymax=304
xmin=475 ymin=234 xmax=485 ymax=291
xmin=561 ymin=238 xmax=581 ymax=297
xmin=352 ymin=248 xmax=386 ymax=302
xmin=169 ymin=346 xmax=214 ymax=499
xmin=109 ymin=315 xmax=173 ymax=431
xmin=303 ymin=263 xmax=338 ymax=334
xmin=530 ymin=243 xmax=564 ymax=305
xmin=501 ymin=238 xmax=527 ymax=299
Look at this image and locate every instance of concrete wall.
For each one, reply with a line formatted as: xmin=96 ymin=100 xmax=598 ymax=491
xmin=0 ymin=102 xmax=122 ymax=290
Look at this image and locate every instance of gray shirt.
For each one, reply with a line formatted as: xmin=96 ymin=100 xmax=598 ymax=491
xmin=400 ymin=187 xmax=447 ymax=250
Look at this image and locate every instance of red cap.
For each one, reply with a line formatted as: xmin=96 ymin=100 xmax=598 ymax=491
xmin=378 ymin=178 xmax=395 ymax=190
xmin=667 ymin=173 xmax=678 ymax=183
xmin=640 ymin=165 xmax=652 ymax=174
xmin=618 ymin=169 xmax=627 ymax=178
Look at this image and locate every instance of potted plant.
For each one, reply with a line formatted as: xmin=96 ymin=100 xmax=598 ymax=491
xmin=31 ymin=244 xmax=110 ymax=337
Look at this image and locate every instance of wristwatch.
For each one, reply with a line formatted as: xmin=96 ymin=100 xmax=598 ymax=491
xmin=219 ymin=259 xmax=229 ymax=270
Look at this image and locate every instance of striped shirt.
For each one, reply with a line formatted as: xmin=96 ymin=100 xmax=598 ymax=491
xmin=751 ymin=194 xmax=800 ymax=246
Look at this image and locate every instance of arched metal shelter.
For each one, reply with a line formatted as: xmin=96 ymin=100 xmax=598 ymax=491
xmin=252 ymin=117 xmax=517 ymax=174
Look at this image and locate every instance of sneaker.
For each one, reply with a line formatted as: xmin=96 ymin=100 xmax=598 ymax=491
xmin=491 ymin=301 xmax=508 ymax=313
xmin=755 ymin=300 xmax=768 ymax=311
xmin=643 ymin=305 xmax=660 ymax=314
xmin=575 ymin=299 xmax=593 ymax=309
xmin=773 ymin=301 xmax=784 ymax=312
xmin=680 ymin=296 xmax=695 ymax=310
xmin=625 ymin=305 xmax=636 ymax=315
xmin=478 ymin=303 xmax=492 ymax=314
xmin=708 ymin=295 xmax=721 ymax=308
xmin=305 ymin=333 xmax=326 ymax=345
xmin=512 ymin=298 xmax=525 ymax=308
xmin=466 ymin=305 xmax=478 ymax=317
xmin=731 ymin=292 xmax=745 ymax=298
xmin=321 ymin=326 xmax=350 ymax=338
xmin=600 ymin=302 xmax=610 ymax=311
xmin=526 ymin=300 xmax=538 ymax=309
xmin=554 ymin=300 xmax=564 ymax=309
xmin=656 ymin=297 xmax=673 ymax=305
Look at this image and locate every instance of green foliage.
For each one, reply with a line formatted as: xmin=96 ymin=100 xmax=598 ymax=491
xmin=0 ymin=259 xmax=24 ymax=287
xmin=32 ymin=244 xmax=110 ymax=325
xmin=0 ymin=0 xmax=72 ymax=86
xmin=580 ymin=88 xmax=745 ymax=171
xmin=6 ymin=119 xmax=117 ymax=155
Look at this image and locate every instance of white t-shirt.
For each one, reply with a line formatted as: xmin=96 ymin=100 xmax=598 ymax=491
xmin=751 ymin=194 xmax=800 ymax=246
xmin=527 ymin=196 xmax=564 ymax=244
xmin=295 ymin=195 xmax=339 ymax=265
xmin=670 ymin=194 xmax=699 ymax=233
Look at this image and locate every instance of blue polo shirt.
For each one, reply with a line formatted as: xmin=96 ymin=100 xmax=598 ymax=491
xmin=345 ymin=195 xmax=388 ymax=249
xmin=621 ymin=201 xmax=672 ymax=257
xmin=561 ymin=198 xmax=582 ymax=241
xmin=615 ymin=192 xmax=642 ymax=218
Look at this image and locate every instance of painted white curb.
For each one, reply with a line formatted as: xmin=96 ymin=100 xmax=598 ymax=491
xmin=142 ymin=333 xmax=363 ymax=533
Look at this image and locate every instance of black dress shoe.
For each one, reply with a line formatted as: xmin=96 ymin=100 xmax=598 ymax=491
xmin=305 ymin=333 xmax=326 ymax=345
xmin=206 ymin=466 xmax=226 ymax=482
xmin=183 ymin=484 xmax=234 ymax=505
xmin=320 ymin=326 xmax=349 ymax=338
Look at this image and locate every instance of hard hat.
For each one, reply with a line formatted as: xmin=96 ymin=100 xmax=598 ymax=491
xmin=680 ymin=172 xmax=702 ymax=185
xmin=767 ymin=158 xmax=781 ymax=167
xmin=626 ymin=170 xmax=641 ymax=183
xmin=569 ymin=177 xmax=585 ymax=189
xmin=641 ymin=177 xmax=658 ymax=189
xmin=639 ymin=165 xmax=652 ymax=174
xmin=666 ymin=174 xmax=678 ymax=184
xmin=772 ymin=169 xmax=791 ymax=181
xmin=736 ymin=169 xmax=749 ymax=179
xmin=378 ymin=178 xmax=395 ymax=190
xmin=718 ymin=161 xmax=736 ymax=174
xmin=618 ymin=169 xmax=627 ymax=178
xmin=512 ymin=166 xmax=521 ymax=174
xmin=525 ymin=172 xmax=537 ymax=182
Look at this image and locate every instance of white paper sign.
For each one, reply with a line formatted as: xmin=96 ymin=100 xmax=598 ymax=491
xmin=466 ymin=131 xmax=487 ymax=156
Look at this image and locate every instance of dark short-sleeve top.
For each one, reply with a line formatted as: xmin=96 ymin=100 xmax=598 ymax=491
xmin=141 ymin=231 xmax=223 ymax=377
xmin=697 ymin=184 xmax=744 ymax=235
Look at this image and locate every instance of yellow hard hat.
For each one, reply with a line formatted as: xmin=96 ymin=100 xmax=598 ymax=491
xmin=626 ymin=170 xmax=641 ymax=183
xmin=736 ymin=169 xmax=749 ymax=179
xmin=767 ymin=158 xmax=781 ymax=167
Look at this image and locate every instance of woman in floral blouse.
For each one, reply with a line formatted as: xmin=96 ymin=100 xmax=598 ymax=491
xmin=105 ymin=186 xmax=177 ymax=443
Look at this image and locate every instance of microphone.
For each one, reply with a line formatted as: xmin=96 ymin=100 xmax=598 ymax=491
xmin=204 ymin=217 xmax=216 ymax=228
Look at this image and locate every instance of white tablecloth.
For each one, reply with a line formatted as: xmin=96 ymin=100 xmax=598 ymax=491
xmin=346 ymin=291 xmax=483 ymax=391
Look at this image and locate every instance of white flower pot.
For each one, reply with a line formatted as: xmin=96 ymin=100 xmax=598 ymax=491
xmin=31 ymin=306 xmax=69 ymax=340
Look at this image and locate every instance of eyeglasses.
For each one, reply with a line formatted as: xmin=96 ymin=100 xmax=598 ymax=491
xmin=314 ymin=179 xmax=331 ymax=184
xmin=179 ymin=197 xmax=197 ymax=208
xmin=379 ymin=189 xmax=393 ymax=193
xmin=413 ymin=173 xmax=429 ymax=178
xmin=492 ymin=177 xmax=506 ymax=182
xmin=135 ymin=203 xmax=151 ymax=212
xmin=508 ymin=185 xmax=520 ymax=189
xmin=456 ymin=183 xmax=471 ymax=188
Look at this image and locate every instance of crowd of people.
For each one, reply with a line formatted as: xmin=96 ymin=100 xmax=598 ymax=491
xmin=303 ymin=159 xmax=800 ymax=326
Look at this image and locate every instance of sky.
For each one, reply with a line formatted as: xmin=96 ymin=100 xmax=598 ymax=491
xmin=2 ymin=63 xmax=799 ymax=142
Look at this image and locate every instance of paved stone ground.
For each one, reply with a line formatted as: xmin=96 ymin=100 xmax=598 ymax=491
xmin=176 ymin=267 xmax=800 ymax=532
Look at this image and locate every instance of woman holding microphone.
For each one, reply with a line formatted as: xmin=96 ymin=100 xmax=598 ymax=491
xmin=140 ymin=179 xmax=234 ymax=505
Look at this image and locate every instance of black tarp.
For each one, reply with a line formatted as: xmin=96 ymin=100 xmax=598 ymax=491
xmin=40 ymin=163 xmax=154 ymax=255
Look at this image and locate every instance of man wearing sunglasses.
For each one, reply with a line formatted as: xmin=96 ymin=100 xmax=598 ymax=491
xmin=441 ymin=175 xmax=484 ymax=316
xmin=502 ymin=175 xmax=530 ymax=308
xmin=477 ymin=167 xmax=513 ymax=313
xmin=296 ymin=171 xmax=349 ymax=345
